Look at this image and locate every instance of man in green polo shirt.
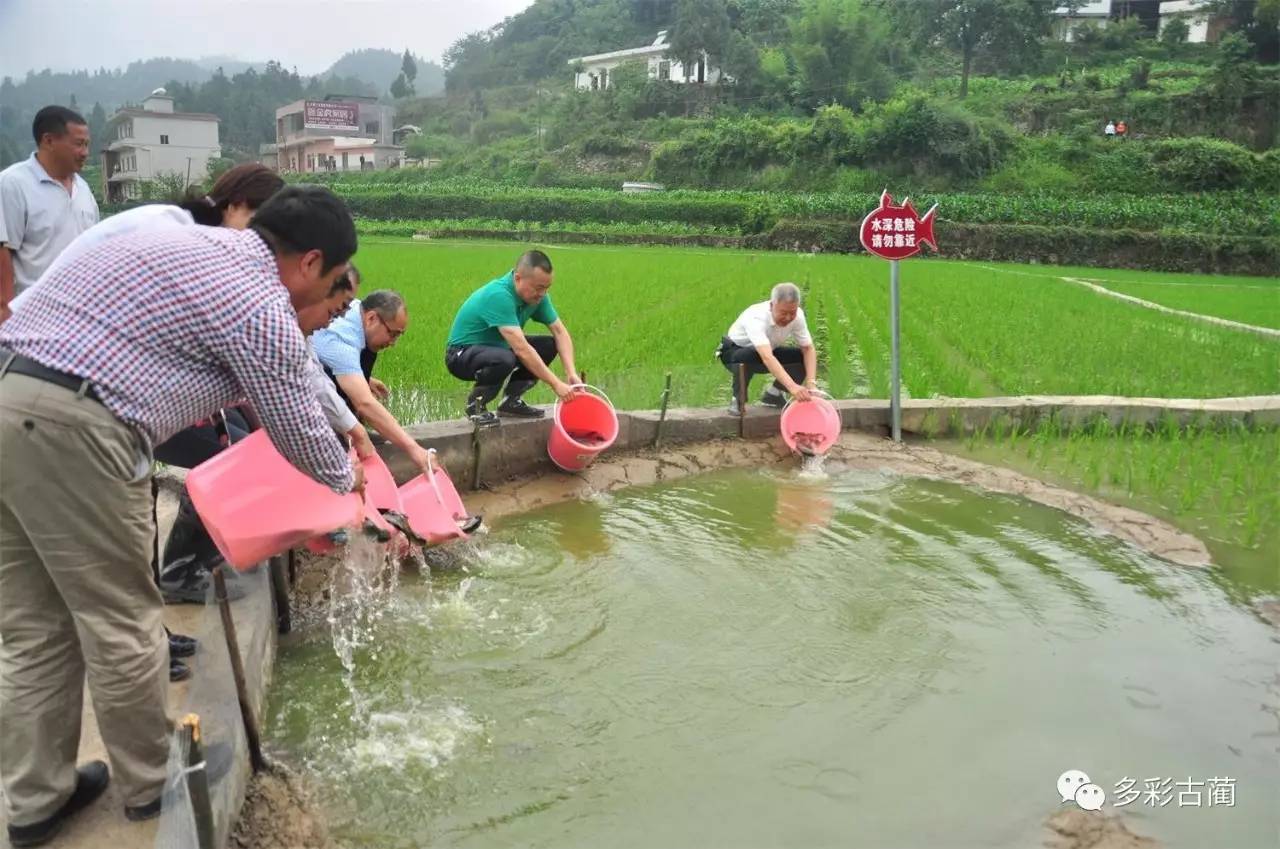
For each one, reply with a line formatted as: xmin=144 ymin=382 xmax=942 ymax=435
xmin=446 ymin=250 xmax=580 ymax=425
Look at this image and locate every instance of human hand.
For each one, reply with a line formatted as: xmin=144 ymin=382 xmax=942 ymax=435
xmin=409 ymin=444 xmax=438 ymax=477
xmin=351 ymin=462 xmax=366 ymax=495
xmin=553 ymin=381 xmax=579 ymax=403
xmin=369 ymin=378 xmax=389 ymax=401
xmin=349 ymin=425 xmax=376 ymax=459
xmin=566 ymin=372 xmax=582 ymax=387
xmin=792 ymin=385 xmax=814 ymax=403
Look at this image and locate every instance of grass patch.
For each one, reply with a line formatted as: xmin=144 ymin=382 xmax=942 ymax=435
xmin=935 ymin=417 xmax=1280 ymax=597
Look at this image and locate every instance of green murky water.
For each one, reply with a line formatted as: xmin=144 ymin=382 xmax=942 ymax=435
xmin=268 ymin=467 xmax=1280 ymax=849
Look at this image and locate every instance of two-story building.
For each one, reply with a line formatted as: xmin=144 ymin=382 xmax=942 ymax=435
xmin=273 ymin=96 xmax=403 ymax=173
xmin=102 ymin=88 xmax=221 ymax=203
xmin=568 ymin=31 xmax=725 ymax=91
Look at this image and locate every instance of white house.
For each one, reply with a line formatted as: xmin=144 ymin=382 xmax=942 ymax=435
xmin=103 ymin=89 xmax=220 ymax=203
xmin=1158 ymin=0 xmax=1230 ymax=42
xmin=568 ymin=31 xmax=725 ymax=91
xmin=1052 ymin=0 xmax=1227 ymax=42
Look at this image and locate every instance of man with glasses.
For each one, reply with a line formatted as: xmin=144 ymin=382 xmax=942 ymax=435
xmin=445 ymin=250 xmax=580 ymax=425
xmin=312 ymin=288 xmax=436 ymax=478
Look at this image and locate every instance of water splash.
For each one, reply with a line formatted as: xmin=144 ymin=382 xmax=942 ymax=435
xmin=349 ymin=703 xmax=484 ymax=773
xmin=799 ymin=452 xmax=829 ymax=478
xmin=326 ymin=531 xmax=401 ymax=721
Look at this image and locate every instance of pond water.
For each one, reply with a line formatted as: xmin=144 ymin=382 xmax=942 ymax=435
xmin=268 ymin=467 xmax=1280 ymax=849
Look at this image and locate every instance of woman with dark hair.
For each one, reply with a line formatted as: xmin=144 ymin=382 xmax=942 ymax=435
xmin=178 ymin=162 xmax=286 ymax=228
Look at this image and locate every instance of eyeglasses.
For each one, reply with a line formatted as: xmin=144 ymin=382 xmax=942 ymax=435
xmin=376 ymin=313 xmax=405 ymax=341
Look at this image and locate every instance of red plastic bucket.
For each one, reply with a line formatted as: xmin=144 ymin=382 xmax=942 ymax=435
xmin=780 ymin=391 xmax=841 ymax=457
xmin=186 ymin=430 xmax=363 ymax=570
xmin=399 ymin=453 xmax=472 ymax=545
xmin=360 ymin=451 xmax=403 ymax=514
xmin=548 ymin=384 xmax=619 ymax=472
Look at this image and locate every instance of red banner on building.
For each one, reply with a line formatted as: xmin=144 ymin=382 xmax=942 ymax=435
xmin=304 ymin=101 xmax=359 ymax=132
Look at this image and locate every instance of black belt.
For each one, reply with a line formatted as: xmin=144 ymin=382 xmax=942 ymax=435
xmin=0 ymin=349 xmax=100 ymax=401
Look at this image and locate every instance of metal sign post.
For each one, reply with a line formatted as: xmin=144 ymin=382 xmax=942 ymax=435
xmin=889 ymin=259 xmax=901 ymax=443
xmin=858 ymin=191 xmax=939 ymax=443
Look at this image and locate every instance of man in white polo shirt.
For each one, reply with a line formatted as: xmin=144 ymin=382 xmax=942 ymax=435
xmin=0 ymin=106 xmax=99 ymax=322
xmin=717 ymin=282 xmax=819 ymax=415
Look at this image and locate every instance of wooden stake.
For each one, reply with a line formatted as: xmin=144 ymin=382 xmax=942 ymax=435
xmin=213 ymin=566 xmax=266 ymax=772
xmin=269 ymin=554 xmax=291 ymax=635
xmin=654 ymin=371 xmax=673 ymax=448
xmin=470 ymin=423 xmax=483 ymax=491
xmin=178 ymin=714 xmax=216 ymax=849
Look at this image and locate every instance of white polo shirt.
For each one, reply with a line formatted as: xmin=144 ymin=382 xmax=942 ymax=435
xmin=0 ymin=153 xmax=100 ymax=295
xmin=727 ymin=300 xmax=813 ymax=349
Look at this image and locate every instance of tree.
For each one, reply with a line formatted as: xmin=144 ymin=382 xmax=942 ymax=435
xmin=400 ymin=50 xmax=418 ymax=95
xmin=670 ymin=0 xmax=733 ymax=71
xmin=87 ymin=102 xmax=107 ymax=151
xmin=896 ymin=0 xmax=1054 ymax=98
xmin=790 ymin=0 xmax=897 ymax=109
xmin=390 ymin=73 xmax=409 ymax=99
xmin=1160 ymin=15 xmax=1190 ymax=46
xmin=1206 ymin=0 xmax=1280 ymax=63
xmin=0 ymin=135 xmax=20 ymax=169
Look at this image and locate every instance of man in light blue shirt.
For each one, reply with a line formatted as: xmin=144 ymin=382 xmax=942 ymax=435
xmin=0 ymin=106 xmax=99 ymax=321
xmin=312 ymin=290 xmax=437 ymax=478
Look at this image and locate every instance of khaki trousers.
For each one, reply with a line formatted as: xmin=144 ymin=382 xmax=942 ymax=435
xmin=0 ymin=372 xmax=168 ymax=824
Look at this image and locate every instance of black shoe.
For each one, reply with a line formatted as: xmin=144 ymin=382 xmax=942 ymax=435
xmin=169 ymin=658 xmax=191 ymax=683
xmin=160 ymin=556 xmax=252 ymax=604
xmin=497 ymin=398 xmax=544 ymax=419
xmin=124 ymin=795 xmax=161 ymax=822
xmin=167 ymin=628 xmax=197 ymax=658
xmin=760 ymin=387 xmax=787 ymax=408
xmin=465 ymin=398 xmax=499 ymax=426
xmin=8 ymin=761 xmax=110 ymax=847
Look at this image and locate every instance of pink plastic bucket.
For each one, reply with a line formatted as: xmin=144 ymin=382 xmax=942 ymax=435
xmin=548 ymin=384 xmax=619 ymax=472
xmin=399 ymin=455 xmax=472 ymax=546
xmin=361 ymin=451 xmax=403 ymax=514
xmin=780 ymin=392 xmax=841 ymax=457
xmin=186 ymin=430 xmax=363 ymax=570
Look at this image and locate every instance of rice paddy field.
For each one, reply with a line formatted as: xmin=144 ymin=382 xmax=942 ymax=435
xmin=358 ymin=237 xmax=1279 ymax=418
xmin=355 ymin=237 xmax=1278 ymax=576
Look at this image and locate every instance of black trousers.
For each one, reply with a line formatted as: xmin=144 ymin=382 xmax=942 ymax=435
xmin=153 ymin=408 xmax=251 ymax=581
xmin=153 ymin=408 xmax=251 ymax=468
xmin=445 ymin=335 xmax=558 ymax=404
xmin=717 ymin=337 xmax=806 ymax=399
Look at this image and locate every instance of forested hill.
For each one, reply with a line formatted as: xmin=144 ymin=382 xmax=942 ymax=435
xmin=323 ymin=49 xmax=444 ymax=96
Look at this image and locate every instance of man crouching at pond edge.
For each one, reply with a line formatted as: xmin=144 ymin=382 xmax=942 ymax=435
xmin=445 ymin=250 xmax=581 ymax=425
xmin=717 ymin=282 xmax=818 ymax=415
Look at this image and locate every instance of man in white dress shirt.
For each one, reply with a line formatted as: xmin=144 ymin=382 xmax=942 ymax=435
xmin=0 ymin=106 xmax=99 ymax=322
xmin=717 ymin=282 xmax=819 ymax=415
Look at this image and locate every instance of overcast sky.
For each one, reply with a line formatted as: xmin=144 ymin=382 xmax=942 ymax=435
xmin=0 ymin=0 xmax=537 ymax=79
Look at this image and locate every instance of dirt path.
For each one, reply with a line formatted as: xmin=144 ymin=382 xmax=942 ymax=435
xmin=1060 ymin=277 xmax=1280 ymax=339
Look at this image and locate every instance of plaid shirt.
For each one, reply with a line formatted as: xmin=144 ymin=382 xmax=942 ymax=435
xmin=0 ymin=226 xmax=353 ymax=492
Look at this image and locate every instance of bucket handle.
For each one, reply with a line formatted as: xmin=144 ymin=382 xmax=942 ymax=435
xmin=554 ymin=383 xmax=614 ymax=415
xmin=783 ymin=387 xmax=834 ymax=409
xmin=424 ymin=448 xmax=445 ymax=507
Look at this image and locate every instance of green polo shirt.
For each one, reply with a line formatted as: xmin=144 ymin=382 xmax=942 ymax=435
xmin=447 ymin=271 xmax=559 ymax=348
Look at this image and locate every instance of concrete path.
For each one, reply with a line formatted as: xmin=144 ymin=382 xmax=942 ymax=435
xmin=0 ymin=489 xmax=201 ymax=849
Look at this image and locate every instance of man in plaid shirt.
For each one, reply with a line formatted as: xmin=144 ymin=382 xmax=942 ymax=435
xmin=0 ymin=185 xmax=360 ymax=843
